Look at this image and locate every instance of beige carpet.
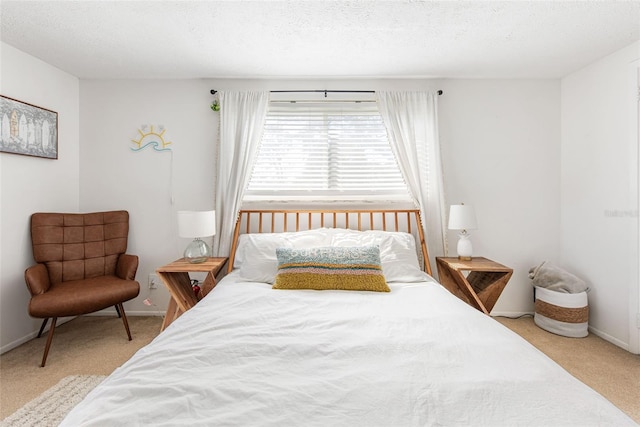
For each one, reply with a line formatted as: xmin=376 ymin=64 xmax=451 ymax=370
xmin=0 ymin=316 xmax=162 ymax=419
xmin=1 ymin=315 xmax=638 ymax=424
xmin=497 ymin=316 xmax=640 ymax=423
xmin=0 ymin=375 xmax=106 ymax=427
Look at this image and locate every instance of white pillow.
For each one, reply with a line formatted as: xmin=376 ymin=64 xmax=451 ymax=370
xmin=330 ymin=229 xmax=429 ymax=283
xmin=233 ymin=228 xmax=429 ymax=284
xmin=234 ymin=229 xmax=332 ymax=283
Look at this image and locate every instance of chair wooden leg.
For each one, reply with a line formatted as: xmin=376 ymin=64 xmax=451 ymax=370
xmin=37 ymin=318 xmax=49 ymax=338
xmin=41 ymin=317 xmax=57 ymax=367
xmin=114 ymin=304 xmax=122 ymax=318
xmin=117 ymin=303 xmax=132 ymax=341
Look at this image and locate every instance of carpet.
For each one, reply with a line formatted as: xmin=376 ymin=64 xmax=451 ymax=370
xmin=0 ymin=375 xmax=105 ymax=427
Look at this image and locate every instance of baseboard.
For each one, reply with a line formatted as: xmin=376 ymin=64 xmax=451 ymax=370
xmin=0 ymin=316 xmax=75 ymax=355
xmin=84 ymin=309 xmax=165 ymax=317
xmin=1 ymin=311 xmax=165 ymax=355
xmin=490 ymin=311 xmax=534 ymax=319
xmin=588 ymin=325 xmax=631 ymax=352
xmin=491 ymin=311 xmax=633 ymax=353
xmin=1 ymin=331 xmax=41 ymax=355
xmin=123 ymin=310 xmax=165 ymax=317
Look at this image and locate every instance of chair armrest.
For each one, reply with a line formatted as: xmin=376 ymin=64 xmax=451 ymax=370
xmin=24 ymin=264 xmax=51 ymax=296
xmin=117 ymin=254 xmax=139 ymax=280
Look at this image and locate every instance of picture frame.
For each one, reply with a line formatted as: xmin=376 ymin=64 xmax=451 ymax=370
xmin=0 ymin=95 xmax=58 ymax=159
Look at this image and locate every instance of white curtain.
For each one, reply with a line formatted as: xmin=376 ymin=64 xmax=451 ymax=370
xmin=376 ymin=91 xmax=447 ymax=267
xmin=213 ymin=91 xmax=270 ymax=256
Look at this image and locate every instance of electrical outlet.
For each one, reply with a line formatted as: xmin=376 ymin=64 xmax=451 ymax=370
xmin=148 ymin=273 xmax=160 ymax=289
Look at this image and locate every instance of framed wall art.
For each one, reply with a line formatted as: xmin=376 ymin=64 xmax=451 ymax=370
xmin=0 ymin=95 xmax=58 ymax=159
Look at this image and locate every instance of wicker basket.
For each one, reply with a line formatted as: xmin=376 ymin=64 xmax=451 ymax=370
xmin=534 ymin=286 xmax=589 ymax=338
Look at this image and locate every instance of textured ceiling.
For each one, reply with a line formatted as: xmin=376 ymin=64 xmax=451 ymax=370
xmin=1 ymin=0 xmax=639 ymax=80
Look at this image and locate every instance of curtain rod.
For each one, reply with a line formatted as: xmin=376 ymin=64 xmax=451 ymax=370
xmin=209 ymin=89 xmax=443 ymax=96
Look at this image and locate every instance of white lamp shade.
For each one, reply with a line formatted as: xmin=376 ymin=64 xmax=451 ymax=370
xmin=448 ymin=204 xmax=477 ymax=231
xmin=177 ymin=210 xmax=216 ymax=238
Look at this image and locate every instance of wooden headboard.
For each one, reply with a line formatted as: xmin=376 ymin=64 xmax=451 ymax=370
xmin=228 ymin=209 xmax=432 ymax=275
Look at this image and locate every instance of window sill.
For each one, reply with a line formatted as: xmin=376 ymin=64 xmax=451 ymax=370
xmin=242 ymin=197 xmax=416 ymax=210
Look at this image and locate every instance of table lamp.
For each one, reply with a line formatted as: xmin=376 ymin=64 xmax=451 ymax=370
xmin=177 ymin=210 xmax=216 ymax=263
xmin=448 ymin=204 xmax=477 ymax=261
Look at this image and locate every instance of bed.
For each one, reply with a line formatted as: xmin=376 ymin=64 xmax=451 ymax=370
xmin=61 ymin=209 xmax=637 ymax=426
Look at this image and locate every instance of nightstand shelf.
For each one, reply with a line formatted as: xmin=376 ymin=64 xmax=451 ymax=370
xmin=435 ymin=257 xmax=513 ymax=315
xmin=157 ymin=257 xmax=228 ymax=331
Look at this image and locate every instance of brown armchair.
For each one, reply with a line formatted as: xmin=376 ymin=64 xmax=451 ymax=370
xmin=24 ymin=210 xmax=140 ymax=367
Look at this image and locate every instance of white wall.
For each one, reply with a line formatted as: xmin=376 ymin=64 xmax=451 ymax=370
xmin=0 ymin=42 xmax=564 ymax=350
xmin=561 ymin=41 xmax=640 ymax=352
xmin=0 ymin=42 xmax=80 ymax=352
xmin=79 ymin=80 xmax=219 ymax=314
xmin=78 ymin=78 xmax=561 ymax=317
xmin=439 ymin=79 xmax=561 ymax=314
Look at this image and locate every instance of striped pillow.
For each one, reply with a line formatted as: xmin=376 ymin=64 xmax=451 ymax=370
xmin=273 ymin=246 xmax=390 ymax=292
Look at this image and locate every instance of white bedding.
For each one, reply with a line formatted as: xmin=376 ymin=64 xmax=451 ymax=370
xmin=62 ymin=273 xmax=636 ymax=426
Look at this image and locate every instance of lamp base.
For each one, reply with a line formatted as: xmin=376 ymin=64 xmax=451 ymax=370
xmin=184 ymin=238 xmax=211 ymax=264
xmin=456 ymin=232 xmax=473 ymax=261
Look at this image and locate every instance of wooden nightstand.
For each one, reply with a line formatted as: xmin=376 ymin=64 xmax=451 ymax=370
xmin=435 ymin=257 xmax=513 ymax=315
xmin=157 ymin=257 xmax=228 ymax=331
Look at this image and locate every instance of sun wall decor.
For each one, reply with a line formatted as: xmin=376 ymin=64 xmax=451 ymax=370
xmin=131 ymin=125 xmax=172 ymax=152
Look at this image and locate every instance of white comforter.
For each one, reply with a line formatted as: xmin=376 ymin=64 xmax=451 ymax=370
xmin=62 ymin=274 xmax=636 ymax=426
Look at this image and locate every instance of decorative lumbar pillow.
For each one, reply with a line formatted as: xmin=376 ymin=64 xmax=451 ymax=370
xmin=273 ymin=246 xmax=390 ymax=292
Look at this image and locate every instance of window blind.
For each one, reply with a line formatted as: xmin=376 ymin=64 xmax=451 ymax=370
xmin=246 ymin=102 xmax=410 ymax=199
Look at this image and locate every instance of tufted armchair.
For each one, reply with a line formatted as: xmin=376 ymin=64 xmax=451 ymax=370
xmin=24 ymin=210 xmax=140 ymax=367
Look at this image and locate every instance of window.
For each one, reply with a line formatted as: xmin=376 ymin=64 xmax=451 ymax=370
xmin=246 ymin=102 xmax=410 ymax=200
